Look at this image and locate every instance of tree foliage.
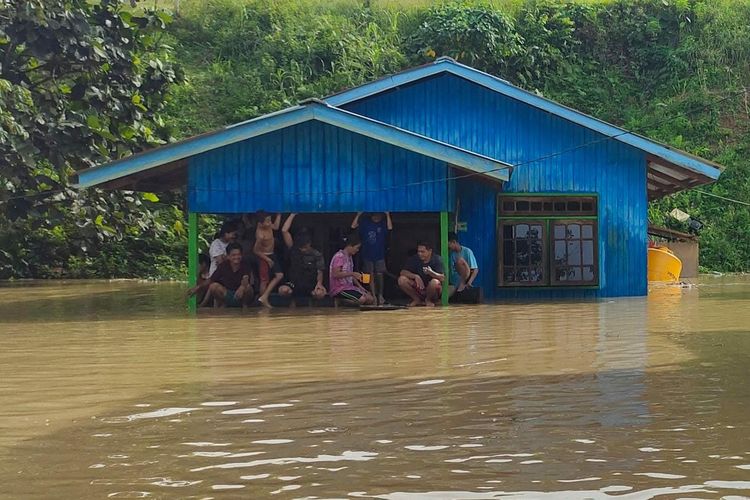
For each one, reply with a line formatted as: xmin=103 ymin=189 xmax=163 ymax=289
xmin=0 ymin=0 xmax=184 ymax=278
xmin=1 ymin=0 xmax=749 ymax=277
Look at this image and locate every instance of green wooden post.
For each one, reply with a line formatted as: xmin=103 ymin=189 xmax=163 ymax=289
xmin=188 ymin=212 xmax=198 ymax=313
xmin=440 ymin=211 xmax=449 ymax=306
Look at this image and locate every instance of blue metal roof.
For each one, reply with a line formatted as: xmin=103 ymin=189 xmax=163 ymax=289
xmin=75 ymin=100 xmax=511 ymax=189
xmin=325 ymin=57 xmax=723 ymax=189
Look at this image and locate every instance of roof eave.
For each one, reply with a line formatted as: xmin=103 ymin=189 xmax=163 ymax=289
xmin=324 ymin=58 xmax=723 ymax=182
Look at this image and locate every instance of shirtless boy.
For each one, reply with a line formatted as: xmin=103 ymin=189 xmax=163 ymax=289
xmin=253 ymin=210 xmax=284 ymax=307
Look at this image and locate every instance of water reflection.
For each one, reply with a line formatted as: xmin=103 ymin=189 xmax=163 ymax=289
xmin=0 ymin=279 xmax=748 ymax=498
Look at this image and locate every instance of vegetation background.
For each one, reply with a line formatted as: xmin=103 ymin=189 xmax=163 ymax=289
xmin=1 ymin=0 xmax=748 ymax=279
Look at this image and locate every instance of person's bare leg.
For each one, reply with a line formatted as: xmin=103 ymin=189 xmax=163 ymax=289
xmin=375 ymin=273 xmax=385 ymax=305
xmin=241 ymin=286 xmax=255 ymax=309
xmin=236 ymin=276 xmax=252 ymax=309
xmin=208 ymin=283 xmax=228 ymax=308
xmin=258 ymin=261 xmax=269 ymax=294
xmin=425 ymin=279 xmax=442 ymax=307
xmin=358 ymin=291 xmax=375 ymax=306
xmin=398 ymin=276 xmax=423 ymax=307
xmin=258 ymin=272 xmax=283 ymax=308
xmin=198 ymin=283 xmax=214 ymax=307
xmin=455 ymin=258 xmax=471 ymax=291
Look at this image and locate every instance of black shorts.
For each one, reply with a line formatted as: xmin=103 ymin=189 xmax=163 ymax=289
xmin=283 ymin=281 xmax=316 ymax=297
xmin=335 ymin=289 xmax=364 ymax=302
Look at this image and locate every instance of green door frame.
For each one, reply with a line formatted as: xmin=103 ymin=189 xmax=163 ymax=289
xmin=188 ymin=212 xmax=198 ymax=313
xmin=440 ymin=211 xmax=449 ymax=306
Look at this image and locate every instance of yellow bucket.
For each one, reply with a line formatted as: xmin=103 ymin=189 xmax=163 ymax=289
xmin=647 ymin=246 xmax=682 ymax=282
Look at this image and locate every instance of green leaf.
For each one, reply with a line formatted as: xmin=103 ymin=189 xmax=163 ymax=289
xmin=142 ymin=192 xmax=159 ymax=203
xmin=86 ymin=115 xmax=101 ymax=129
xmin=156 ymin=11 xmax=173 ymax=25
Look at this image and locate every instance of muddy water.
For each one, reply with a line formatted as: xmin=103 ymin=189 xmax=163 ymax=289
xmin=0 ymin=278 xmax=749 ymax=498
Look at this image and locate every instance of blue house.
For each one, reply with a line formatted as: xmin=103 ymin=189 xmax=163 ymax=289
xmin=76 ymin=58 xmax=722 ymax=304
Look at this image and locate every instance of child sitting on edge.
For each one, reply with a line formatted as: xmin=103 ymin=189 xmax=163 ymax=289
xmin=186 ymin=253 xmax=211 ymax=306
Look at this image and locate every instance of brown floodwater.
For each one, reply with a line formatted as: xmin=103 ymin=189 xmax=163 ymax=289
xmin=0 ymin=278 xmax=749 ymax=499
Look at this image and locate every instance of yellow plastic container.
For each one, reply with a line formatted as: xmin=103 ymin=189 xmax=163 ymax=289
xmin=647 ymin=246 xmax=683 ymax=282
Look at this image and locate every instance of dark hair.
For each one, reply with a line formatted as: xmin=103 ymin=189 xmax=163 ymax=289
xmin=448 ymin=231 xmax=458 ymax=242
xmin=296 ymin=232 xmax=312 ymax=248
xmin=219 ymin=220 xmax=239 ymax=237
xmin=344 ymin=232 xmax=361 ymax=248
xmin=256 ymin=210 xmax=270 ymax=223
xmin=416 ymin=240 xmax=433 ymax=251
xmin=226 ymin=242 xmax=243 ymax=254
xmin=198 ymin=253 xmax=210 ymax=267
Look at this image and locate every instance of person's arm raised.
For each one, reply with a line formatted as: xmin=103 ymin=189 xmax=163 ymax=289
xmin=385 ymin=211 xmax=393 ymax=231
xmin=281 ymin=213 xmax=296 ymax=249
xmin=271 ymin=213 xmax=282 ymax=231
xmin=351 ymin=211 xmax=363 ymax=230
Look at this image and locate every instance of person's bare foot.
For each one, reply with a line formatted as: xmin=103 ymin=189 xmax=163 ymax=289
xmin=378 ymin=295 xmax=385 ymax=305
xmin=424 ymin=301 xmax=436 ymax=307
xmin=257 ymin=296 xmax=272 ymax=308
xmin=408 ymin=300 xmax=423 ymax=307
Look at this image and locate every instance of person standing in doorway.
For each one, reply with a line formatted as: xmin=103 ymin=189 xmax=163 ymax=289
xmin=398 ymin=241 xmax=445 ymax=307
xmin=351 ymin=211 xmax=392 ymax=305
xmin=253 ymin=210 xmax=284 ymax=307
xmin=448 ymin=231 xmax=479 ymax=296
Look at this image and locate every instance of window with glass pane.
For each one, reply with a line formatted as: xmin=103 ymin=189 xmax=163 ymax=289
xmin=551 ymin=221 xmax=597 ymax=285
xmin=500 ymin=222 xmax=546 ymax=285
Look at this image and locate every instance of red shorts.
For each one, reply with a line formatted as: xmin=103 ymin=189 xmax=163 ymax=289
xmin=259 ymin=256 xmax=282 ymax=283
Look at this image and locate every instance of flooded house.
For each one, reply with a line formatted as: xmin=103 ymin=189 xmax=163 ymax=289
xmin=75 ymin=58 xmax=723 ymax=304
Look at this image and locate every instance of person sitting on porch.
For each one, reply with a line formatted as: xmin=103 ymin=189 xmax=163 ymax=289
xmin=448 ymin=231 xmax=479 ymax=297
xmin=398 ymin=241 xmax=445 ymax=307
xmin=329 ymin=233 xmax=375 ymax=306
xmin=253 ymin=210 xmax=284 ymax=308
xmin=185 ymin=253 xmax=211 ymax=305
xmin=208 ymin=220 xmax=239 ymax=276
xmin=278 ymin=213 xmax=327 ymax=301
xmin=351 ymin=211 xmax=393 ymax=305
xmin=202 ymin=242 xmax=254 ymax=308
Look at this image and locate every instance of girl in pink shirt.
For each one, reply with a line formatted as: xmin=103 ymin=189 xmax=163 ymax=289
xmin=329 ymin=234 xmax=375 ymax=305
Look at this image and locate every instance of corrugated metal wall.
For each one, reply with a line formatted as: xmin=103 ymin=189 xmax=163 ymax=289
xmin=187 ymin=120 xmax=450 ymax=213
xmin=345 ymin=73 xmax=648 ymax=297
xmin=454 ymin=177 xmax=500 ymax=294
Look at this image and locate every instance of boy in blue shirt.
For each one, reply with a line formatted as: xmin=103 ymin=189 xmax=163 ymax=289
xmin=448 ymin=231 xmax=479 ymax=296
xmin=351 ymin=211 xmax=393 ymax=305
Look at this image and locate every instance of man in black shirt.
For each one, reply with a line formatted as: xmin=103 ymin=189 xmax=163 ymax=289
xmin=204 ymin=242 xmax=254 ymax=307
xmin=398 ymin=241 xmax=445 ymax=307
xmin=279 ymin=213 xmax=327 ymax=300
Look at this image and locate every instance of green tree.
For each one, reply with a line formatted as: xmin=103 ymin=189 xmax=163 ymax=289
xmin=0 ymin=0 xmax=185 ymax=278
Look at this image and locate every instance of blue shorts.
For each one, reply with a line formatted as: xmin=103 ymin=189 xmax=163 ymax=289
xmin=225 ymin=289 xmax=241 ymax=307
